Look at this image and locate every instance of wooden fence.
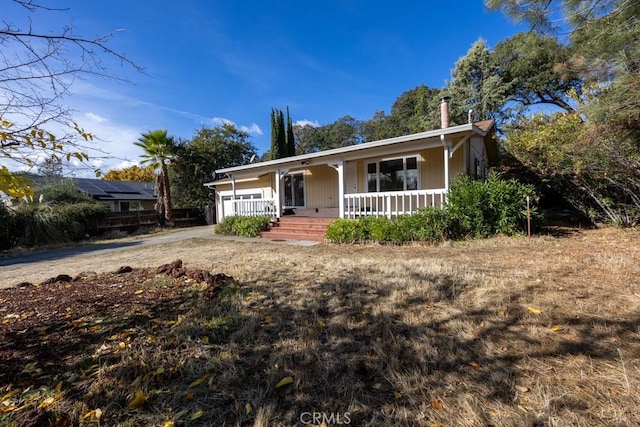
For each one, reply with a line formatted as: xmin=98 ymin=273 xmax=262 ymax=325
xmin=96 ymin=209 xmax=205 ymax=233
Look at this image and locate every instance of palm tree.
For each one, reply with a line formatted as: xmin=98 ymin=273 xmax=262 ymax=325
xmin=134 ymin=130 xmax=176 ymax=225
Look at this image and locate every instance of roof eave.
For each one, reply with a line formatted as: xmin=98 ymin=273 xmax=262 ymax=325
xmin=216 ymin=123 xmax=479 ymax=175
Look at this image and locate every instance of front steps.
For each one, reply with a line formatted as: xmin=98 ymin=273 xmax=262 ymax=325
xmin=261 ymin=217 xmax=335 ymax=242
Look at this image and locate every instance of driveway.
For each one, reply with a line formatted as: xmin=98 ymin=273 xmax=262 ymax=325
xmin=0 ymin=225 xmax=319 ymax=267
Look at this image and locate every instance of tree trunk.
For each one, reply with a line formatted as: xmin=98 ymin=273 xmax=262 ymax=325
xmin=155 ymin=173 xmax=166 ymax=225
xmin=162 ymin=163 xmax=174 ymax=225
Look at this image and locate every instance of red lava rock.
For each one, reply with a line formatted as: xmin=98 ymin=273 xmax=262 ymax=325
xmin=157 ymin=259 xmax=183 ymax=275
xmin=73 ymin=271 xmax=98 ymax=282
xmin=40 ymin=274 xmax=73 ymax=285
xmin=115 ymin=266 xmax=133 ymax=274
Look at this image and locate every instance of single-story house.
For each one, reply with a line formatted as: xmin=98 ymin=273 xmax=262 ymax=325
xmin=206 ymin=98 xmax=497 ymax=221
xmin=73 ymin=178 xmax=156 ymax=212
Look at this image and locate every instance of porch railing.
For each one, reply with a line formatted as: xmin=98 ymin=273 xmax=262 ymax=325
xmin=344 ymin=189 xmax=447 ymax=219
xmin=232 ymin=198 xmax=276 ymax=217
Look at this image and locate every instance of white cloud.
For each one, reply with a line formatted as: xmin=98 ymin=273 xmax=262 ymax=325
xmin=85 ymin=112 xmax=108 ymax=123
xmin=211 ymin=117 xmax=263 ymax=136
xmin=240 ymin=123 xmax=263 ymax=135
xmin=295 ymin=119 xmax=320 ymax=127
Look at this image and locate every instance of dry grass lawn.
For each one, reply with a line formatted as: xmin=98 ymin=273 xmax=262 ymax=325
xmin=1 ymin=226 xmax=639 ymax=426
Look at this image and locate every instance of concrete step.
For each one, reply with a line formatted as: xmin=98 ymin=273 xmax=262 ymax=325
xmin=261 ymin=217 xmax=335 ymax=242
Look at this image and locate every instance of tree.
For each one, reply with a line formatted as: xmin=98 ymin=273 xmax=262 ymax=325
xmin=103 ymin=165 xmax=157 ymax=182
xmin=491 ymin=32 xmax=582 ymax=117
xmin=171 ymin=124 xmax=257 ymax=208
xmin=37 ymin=155 xmax=64 ymax=181
xmin=286 ymin=107 xmax=296 ymax=156
xmin=1 ymin=1 xmax=139 ymax=195
xmin=268 ymin=109 xmax=286 ymax=160
xmin=447 ymin=39 xmax=508 ymax=125
xmin=134 ymin=130 xmax=176 ymax=225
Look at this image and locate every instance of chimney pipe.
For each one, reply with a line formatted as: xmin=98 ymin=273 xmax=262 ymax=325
xmin=441 ymin=96 xmax=451 ymax=129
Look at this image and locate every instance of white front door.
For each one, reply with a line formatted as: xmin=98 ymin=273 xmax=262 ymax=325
xmin=345 ymin=161 xmax=358 ymax=194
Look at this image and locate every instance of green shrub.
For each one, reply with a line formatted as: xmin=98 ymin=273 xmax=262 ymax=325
xmin=0 ymin=203 xmax=13 ymax=250
xmin=325 ymin=219 xmax=367 ymax=243
xmin=409 ymin=208 xmax=451 ymax=242
xmin=446 ymin=172 xmax=542 ymax=238
xmin=214 ymin=215 xmax=271 ymax=237
xmin=6 ymin=202 xmax=108 ymax=248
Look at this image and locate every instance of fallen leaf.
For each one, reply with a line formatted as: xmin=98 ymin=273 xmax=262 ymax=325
xmin=134 ymin=289 xmax=144 ymax=295
xmin=189 ymin=378 xmax=206 ymax=388
xmin=275 ymin=376 xmax=294 ymax=388
xmin=527 ymin=306 xmax=542 ymax=314
xmin=128 ymin=390 xmax=147 ymax=409
xmin=82 ymin=408 xmax=102 ymax=422
xmin=515 ymin=385 xmax=529 ymax=393
xmin=394 ymin=391 xmax=402 ymax=399
xmin=191 ymin=410 xmax=204 ymax=420
xmin=1 ymin=390 xmax=20 ymax=403
xmin=468 ymin=361 xmax=481 ymax=368
xmin=551 ymin=325 xmax=563 ymax=332
xmin=155 ymin=367 xmax=165 ymax=375
xmin=432 ymin=398 xmax=443 ymax=410
xmin=185 ymin=392 xmax=194 ymax=401
xmin=38 ymin=396 xmax=57 ymax=408
xmin=517 ymin=404 xmax=528 ymax=413
xmin=498 ymin=309 xmax=506 ymax=316
xmin=245 ymin=402 xmax=253 ymax=415
xmin=162 ymin=421 xmax=175 ymax=427
xmin=201 ymin=336 xmax=210 ymax=344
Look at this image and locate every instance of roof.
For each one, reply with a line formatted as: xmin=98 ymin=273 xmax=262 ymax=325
xmin=73 ymin=178 xmax=156 ymax=200
xmin=214 ymin=120 xmax=494 ymax=177
xmin=205 ymin=173 xmax=266 ymax=187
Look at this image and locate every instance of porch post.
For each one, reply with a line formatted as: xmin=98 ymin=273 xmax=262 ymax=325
xmin=337 ymin=161 xmax=345 ymax=219
xmin=231 ymin=175 xmax=237 ymax=215
xmin=441 ymin=135 xmax=450 ymax=193
xmin=274 ymin=169 xmax=282 ymax=218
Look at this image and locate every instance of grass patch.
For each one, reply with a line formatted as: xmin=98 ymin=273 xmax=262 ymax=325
xmin=1 ymin=227 xmax=639 ymax=425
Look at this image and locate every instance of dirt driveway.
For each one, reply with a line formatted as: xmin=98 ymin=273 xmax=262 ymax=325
xmin=0 ymin=226 xmax=318 ymax=287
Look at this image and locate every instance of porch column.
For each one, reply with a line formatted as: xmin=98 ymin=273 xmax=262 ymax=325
xmin=441 ymin=134 xmax=450 ymax=193
xmin=337 ymin=161 xmax=345 ymax=219
xmin=231 ymin=175 xmax=237 ymax=215
xmin=274 ymin=169 xmax=282 ymax=218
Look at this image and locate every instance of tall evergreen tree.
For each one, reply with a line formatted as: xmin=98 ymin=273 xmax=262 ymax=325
xmin=268 ymin=108 xmax=287 ymax=160
xmin=286 ymin=106 xmax=296 ymax=156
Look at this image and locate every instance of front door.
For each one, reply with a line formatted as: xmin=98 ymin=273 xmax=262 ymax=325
xmin=284 ymin=172 xmax=305 ymax=208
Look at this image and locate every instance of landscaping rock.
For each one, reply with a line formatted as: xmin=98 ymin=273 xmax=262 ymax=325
xmin=40 ymin=274 xmax=73 ymax=285
xmin=115 ymin=266 xmax=133 ymax=274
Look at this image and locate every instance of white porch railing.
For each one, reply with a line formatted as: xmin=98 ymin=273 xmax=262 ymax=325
xmin=231 ymin=198 xmax=276 ymax=217
xmin=344 ymin=189 xmax=447 ymax=219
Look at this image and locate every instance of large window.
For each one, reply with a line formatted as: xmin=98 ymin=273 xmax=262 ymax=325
xmin=367 ymin=156 xmax=418 ymax=192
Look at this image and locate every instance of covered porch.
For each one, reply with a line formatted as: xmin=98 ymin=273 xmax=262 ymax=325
xmin=207 ymin=117 xmax=493 ymax=223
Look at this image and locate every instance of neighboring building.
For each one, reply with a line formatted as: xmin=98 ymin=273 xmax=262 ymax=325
xmin=73 ymin=178 xmax=156 ymax=212
xmin=206 ymin=98 xmax=497 ymax=222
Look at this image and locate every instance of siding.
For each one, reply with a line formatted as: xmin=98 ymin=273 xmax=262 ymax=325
xmin=305 ymin=165 xmax=339 ymax=208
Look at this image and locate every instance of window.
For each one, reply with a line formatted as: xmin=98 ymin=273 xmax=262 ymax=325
xmin=367 ymin=156 xmax=418 ymax=192
xmin=119 ymin=201 xmax=141 ymax=212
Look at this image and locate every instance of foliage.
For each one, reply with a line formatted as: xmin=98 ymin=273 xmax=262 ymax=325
xmin=446 ymin=172 xmax=541 ymax=238
xmin=214 ymin=215 xmax=271 ymax=237
xmin=1 ymin=1 xmax=139 ymax=195
xmin=33 ymin=179 xmax=95 ymax=205
xmin=134 ymin=130 xmax=176 ymax=224
xmin=295 ymin=115 xmax=363 ymax=154
xmin=103 ymin=165 xmax=156 ymax=182
xmin=268 ymin=108 xmax=296 ymax=159
xmin=0 ymin=203 xmax=12 ymax=250
xmin=446 ymin=39 xmax=508 ymax=125
xmin=326 ymin=174 xmax=540 ymax=243
xmin=171 ymin=124 xmax=257 ymax=208
xmin=505 ymin=113 xmax=640 ymax=225
xmin=5 ymin=203 xmax=107 ymax=248
xmin=491 ymin=32 xmax=580 ymax=116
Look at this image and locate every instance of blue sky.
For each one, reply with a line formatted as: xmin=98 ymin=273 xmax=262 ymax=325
xmin=4 ymin=1 xmax=525 ymax=175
